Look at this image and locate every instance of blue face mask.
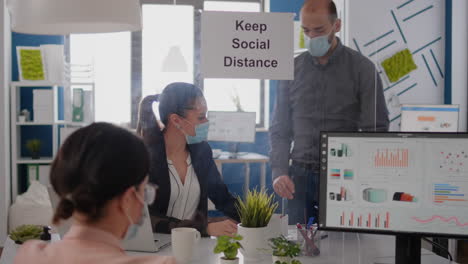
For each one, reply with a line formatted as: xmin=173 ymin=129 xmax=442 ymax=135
xmin=124 ymin=192 xmax=147 ymax=241
xmin=305 ymin=30 xmax=333 ymax=57
xmin=184 ymin=121 xmax=210 ymax=144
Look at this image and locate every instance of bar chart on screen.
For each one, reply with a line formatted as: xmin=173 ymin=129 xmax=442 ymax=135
xmin=339 ymin=211 xmax=391 ymax=229
xmin=329 ymin=143 xmax=352 ymax=158
xmin=373 ymin=148 xmax=409 ymax=168
xmin=433 ymin=183 xmax=468 ymax=206
xmin=357 ymin=142 xmax=416 ymax=180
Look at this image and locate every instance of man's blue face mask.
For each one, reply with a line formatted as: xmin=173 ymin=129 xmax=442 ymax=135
xmin=304 ymin=27 xmax=335 ymax=57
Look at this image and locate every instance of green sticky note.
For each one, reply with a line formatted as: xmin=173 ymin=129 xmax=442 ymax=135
xmin=381 ymin=48 xmax=417 ymax=83
xmin=20 ymin=49 xmax=45 ymax=81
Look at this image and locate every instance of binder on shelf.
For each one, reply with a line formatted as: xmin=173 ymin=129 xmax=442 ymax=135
xmin=64 ymin=86 xmax=72 ymax=122
xmin=83 ymin=90 xmax=94 ymax=123
xmin=33 ymin=89 xmax=53 ymax=106
xmin=33 ymin=89 xmax=54 ymax=122
xmin=27 ymin=164 xmax=39 ymax=186
xmin=38 ymin=165 xmax=51 ymax=187
xmin=41 ymin=44 xmax=66 ymax=85
xmin=72 ymin=88 xmax=84 ymax=122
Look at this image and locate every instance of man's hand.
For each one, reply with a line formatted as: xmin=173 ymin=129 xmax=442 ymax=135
xmin=207 ymin=219 xmax=238 ymax=237
xmin=273 ymin=175 xmax=295 ymax=199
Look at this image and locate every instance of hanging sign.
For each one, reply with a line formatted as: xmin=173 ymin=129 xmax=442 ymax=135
xmin=201 ymin=11 xmax=294 ymax=80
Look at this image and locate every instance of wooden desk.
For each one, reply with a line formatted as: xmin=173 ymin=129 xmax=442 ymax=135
xmin=214 ymin=152 xmax=269 ymax=197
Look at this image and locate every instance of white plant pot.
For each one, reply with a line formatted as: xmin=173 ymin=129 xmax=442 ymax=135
xmin=219 ymin=257 xmax=239 ymax=264
xmin=237 ymin=224 xmax=268 ymax=262
xmin=272 ymin=256 xmax=292 ymax=264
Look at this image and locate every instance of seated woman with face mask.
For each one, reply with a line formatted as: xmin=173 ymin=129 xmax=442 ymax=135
xmin=14 ymin=123 xmax=176 ymax=264
xmin=137 ymin=82 xmax=239 ymax=237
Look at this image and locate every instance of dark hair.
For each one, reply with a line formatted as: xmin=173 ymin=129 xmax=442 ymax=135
xmin=51 ymin=122 xmax=149 ymax=224
xmin=328 ymin=1 xmax=338 ymax=21
xmin=136 ymin=82 xmax=204 ymax=144
xmin=302 ymin=0 xmax=338 ymax=22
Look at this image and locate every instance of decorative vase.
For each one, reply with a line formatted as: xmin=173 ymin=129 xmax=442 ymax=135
xmin=272 ymin=255 xmax=292 ymax=264
xmin=219 ymin=257 xmax=239 ymax=264
xmin=237 ymin=224 xmax=268 ymax=262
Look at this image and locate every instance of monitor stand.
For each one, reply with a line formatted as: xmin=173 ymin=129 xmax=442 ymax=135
xmin=395 ymin=235 xmax=421 ymax=264
xmin=228 ymin=142 xmax=239 ymax=159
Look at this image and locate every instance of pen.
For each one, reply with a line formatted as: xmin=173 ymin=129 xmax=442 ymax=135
xmin=297 ymin=223 xmax=320 ymax=256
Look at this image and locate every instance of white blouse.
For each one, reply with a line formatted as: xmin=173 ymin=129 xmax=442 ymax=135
xmin=166 ymin=155 xmax=201 ymax=220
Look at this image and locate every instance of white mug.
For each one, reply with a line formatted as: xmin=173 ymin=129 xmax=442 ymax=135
xmin=171 ymin=227 xmax=201 ymax=263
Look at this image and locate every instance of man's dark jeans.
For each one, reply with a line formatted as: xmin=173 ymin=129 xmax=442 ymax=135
xmin=286 ymin=163 xmax=319 ymax=225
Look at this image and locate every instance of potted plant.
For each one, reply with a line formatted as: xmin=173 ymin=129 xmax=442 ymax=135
xmin=235 ymin=189 xmax=278 ymax=261
xmin=26 ymin=139 xmax=42 ymax=159
xmin=9 ymin=224 xmax=43 ymax=245
xmin=269 ymin=235 xmax=302 ymax=264
xmin=213 ymin=234 xmax=243 ymax=264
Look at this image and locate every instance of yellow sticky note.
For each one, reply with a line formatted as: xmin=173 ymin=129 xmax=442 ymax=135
xmin=381 ymin=49 xmax=417 ymax=83
xmin=20 ymin=49 xmax=45 ymax=81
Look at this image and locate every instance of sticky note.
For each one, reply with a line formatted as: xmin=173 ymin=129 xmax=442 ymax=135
xmin=381 ymin=48 xmax=417 ymax=83
xmin=19 ymin=49 xmax=46 ymax=81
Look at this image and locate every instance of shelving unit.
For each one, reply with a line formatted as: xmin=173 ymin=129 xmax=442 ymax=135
xmin=10 ymin=81 xmax=94 ymax=201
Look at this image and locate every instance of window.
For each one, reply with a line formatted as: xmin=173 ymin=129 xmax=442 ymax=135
xmin=70 ymin=1 xmax=266 ymax=128
xmin=70 ymin=32 xmax=131 ymax=125
xmin=142 ymin=5 xmax=194 ymax=97
xmin=203 ymin=1 xmax=261 ymax=11
xmin=203 ymin=79 xmax=262 ymax=123
xmin=202 ymin=1 xmax=265 ymax=126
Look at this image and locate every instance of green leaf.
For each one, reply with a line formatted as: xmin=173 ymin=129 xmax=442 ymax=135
xmin=236 ymin=188 xmax=278 ymax=228
xmin=269 ymin=235 xmax=301 ymax=258
xmin=9 ymin=225 xmax=42 ymax=243
xmin=213 ymin=234 xmax=243 ymax=259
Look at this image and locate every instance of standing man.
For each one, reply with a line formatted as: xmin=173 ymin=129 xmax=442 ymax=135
xmin=269 ymin=0 xmax=389 ymax=224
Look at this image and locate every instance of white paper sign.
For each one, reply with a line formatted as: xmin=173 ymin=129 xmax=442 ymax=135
xmin=207 ymin=111 xmax=256 ymax=143
xmin=201 ymin=11 xmax=294 ymax=80
xmin=400 ymin=104 xmax=460 ymax=132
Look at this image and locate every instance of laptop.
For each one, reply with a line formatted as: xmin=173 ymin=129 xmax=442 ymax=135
xmin=47 ymin=186 xmax=171 ymax=252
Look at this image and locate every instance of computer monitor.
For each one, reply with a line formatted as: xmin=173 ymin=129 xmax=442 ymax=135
xmin=319 ymin=132 xmax=468 ymax=264
xmin=207 ymin=111 xmax=256 ymax=157
xmin=400 ymin=104 xmax=460 ymax=132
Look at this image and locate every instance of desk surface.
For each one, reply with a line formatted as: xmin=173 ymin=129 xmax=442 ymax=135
xmin=139 ymin=231 xmax=454 ymax=264
xmin=214 ymin=152 xmax=269 ymax=163
xmin=1 ymin=231 xmax=455 ymax=264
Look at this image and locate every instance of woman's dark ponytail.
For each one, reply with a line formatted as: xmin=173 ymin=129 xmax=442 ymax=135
xmin=137 ymin=94 xmax=163 ymax=145
xmin=52 ymin=198 xmax=74 ymax=225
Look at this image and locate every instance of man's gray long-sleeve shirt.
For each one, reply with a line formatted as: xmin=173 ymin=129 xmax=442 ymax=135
xmin=269 ymin=39 xmax=389 ymax=179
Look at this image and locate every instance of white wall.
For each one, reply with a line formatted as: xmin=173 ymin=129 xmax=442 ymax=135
xmin=346 ymin=0 xmax=446 ymax=131
xmin=451 ymin=0 xmax=468 ymax=131
xmin=0 ymin=0 xmax=11 ymax=247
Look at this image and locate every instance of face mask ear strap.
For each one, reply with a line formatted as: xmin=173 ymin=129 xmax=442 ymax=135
xmin=179 ymin=115 xmax=195 ymax=127
xmin=131 ymin=186 xmax=146 ymax=205
xmin=124 ymin=207 xmax=134 ymax=225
